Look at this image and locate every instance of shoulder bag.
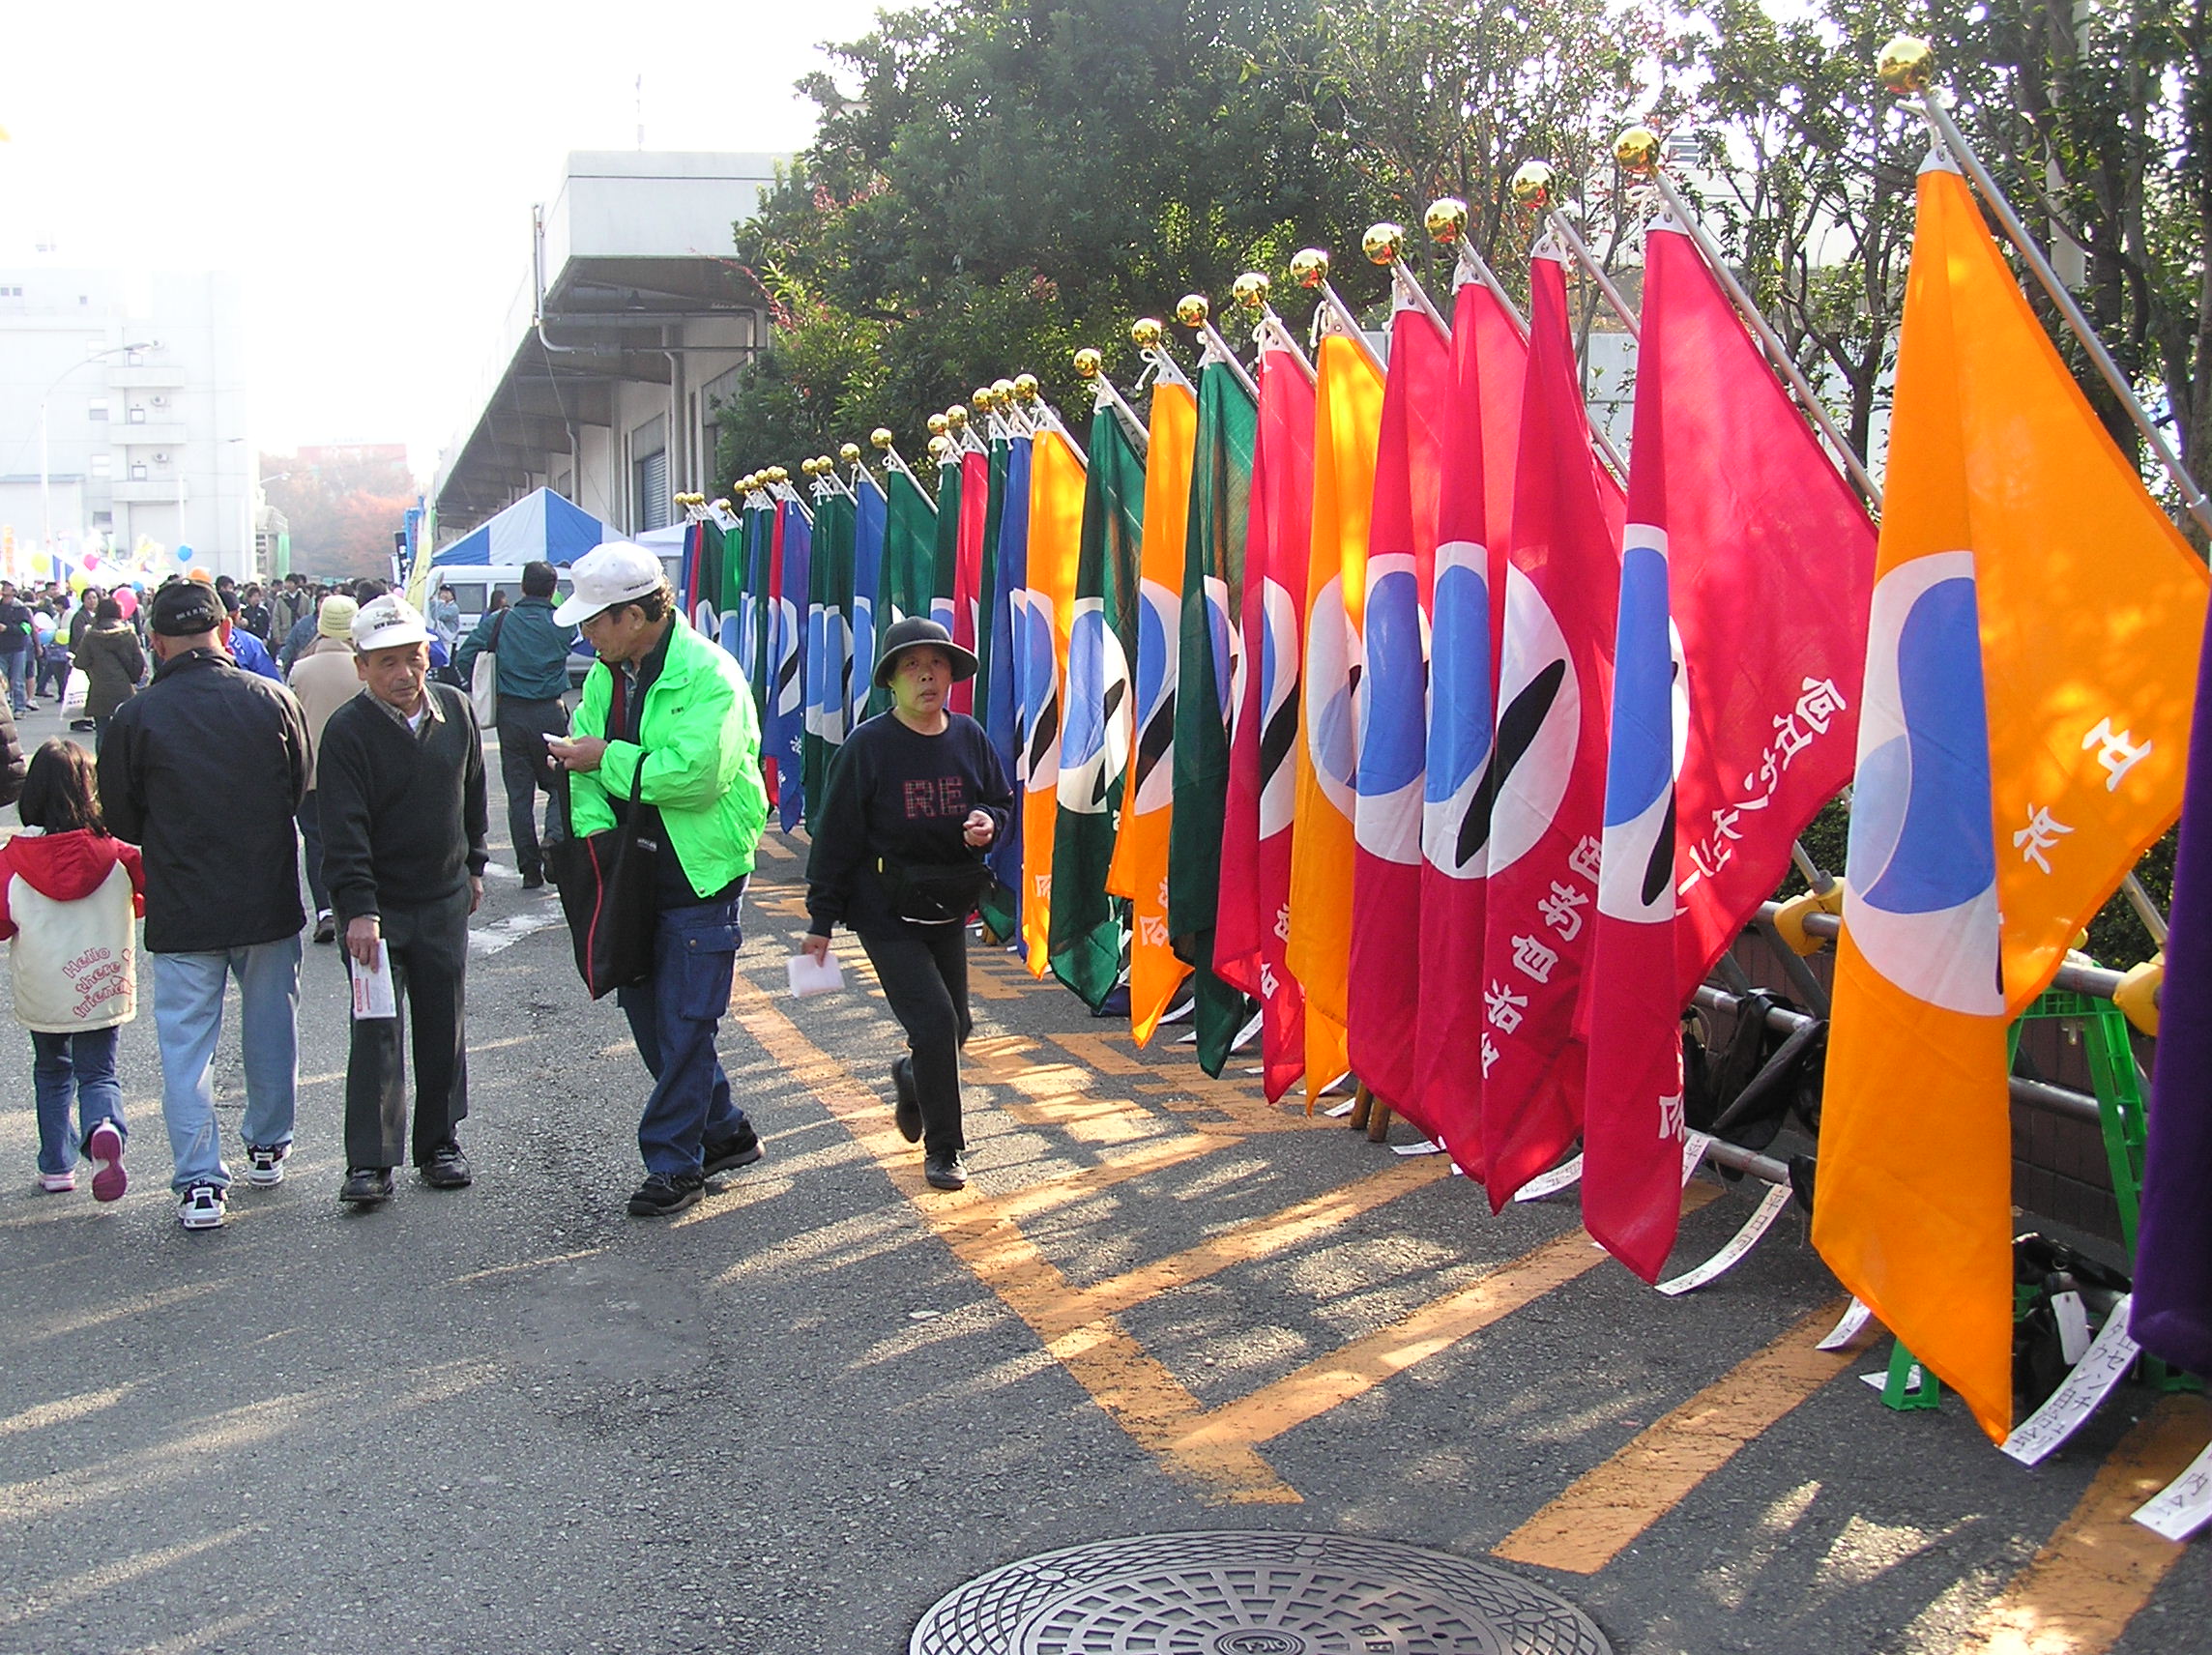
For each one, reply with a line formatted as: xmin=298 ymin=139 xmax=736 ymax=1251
xmin=547 ymin=761 xmax=659 ymax=998
xmin=470 ymin=609 xmax=507 ymax=725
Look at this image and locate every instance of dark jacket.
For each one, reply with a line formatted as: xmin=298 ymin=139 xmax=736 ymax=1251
xmin=315 ymin=682 xmax=488 ymax=926
xmin=454 ymin=595 xmax=575 ymax=704
xmin=0 ymin=700 xmax=23 ymax=807
xmin=0 ymin=596 xmax=32 ymax=655
xmin=804 ymin=711 xmax=1013 ymax=940
xmin=75 ymin=621 xmax=145 ymax=719
xmin=98 ymin=648 xmax=311 ymax=954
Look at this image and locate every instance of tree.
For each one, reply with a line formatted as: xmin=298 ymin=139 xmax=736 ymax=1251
xmin=259 ymin=450 xmax=416 ymax=583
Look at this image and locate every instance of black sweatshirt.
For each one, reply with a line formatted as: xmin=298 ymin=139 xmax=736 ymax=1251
xmin=805 ymin=711 xmax=1013 ymax=941
xmin=316 ymin=683 xmax=489 ymax=925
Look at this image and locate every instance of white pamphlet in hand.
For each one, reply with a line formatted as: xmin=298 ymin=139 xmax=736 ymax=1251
xmin=350 ymin=940 xmax=397 ymax=1020
xmin=787 ymin=950 xmax=846 ymax=1000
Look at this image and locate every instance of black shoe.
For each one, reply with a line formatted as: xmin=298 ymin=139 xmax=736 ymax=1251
xmin=339 ymin=1167 xmax=394 ymax=1205
xmin=419 ymin=1144 xmax=473 ymax=1189
xmin=312 ymin=911 xmax=335 ymax=944
xmin=627 ymin=1172 xmax=704 ymax=1217
xmin=890 ymin=1057 xmax=922 ymax=1144
xmin=923 ymin=1151 xmax=969 ymax=1192
xmin=701 ymin=1126 xmax=763 ymax=1176
xmin=520 ymin=869 xmax=545 ymax=891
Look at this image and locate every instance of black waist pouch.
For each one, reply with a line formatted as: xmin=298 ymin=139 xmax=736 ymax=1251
xmin=876 ymin=855 xmax=993 ymax=924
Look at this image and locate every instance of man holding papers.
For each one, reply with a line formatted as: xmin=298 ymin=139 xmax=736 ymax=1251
xmin=316 ymin=595 xmax=489 ymax=1207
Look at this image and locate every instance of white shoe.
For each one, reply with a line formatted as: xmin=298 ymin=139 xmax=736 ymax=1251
xmin=246 ymin=1144 xmax=288 ymax=1187
xmin=177 ymin=1184 xmax=227 ymax=1231
xmin=39 ymin=1170 xmax=76 ymax=1194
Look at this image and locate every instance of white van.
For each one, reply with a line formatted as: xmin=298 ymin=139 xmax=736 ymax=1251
xmin=431 ymin=554 xmax=684 ymax=684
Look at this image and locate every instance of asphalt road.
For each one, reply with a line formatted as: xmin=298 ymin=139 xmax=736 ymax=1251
xmin=0 ymin=702 xmax=2203 ymax=1654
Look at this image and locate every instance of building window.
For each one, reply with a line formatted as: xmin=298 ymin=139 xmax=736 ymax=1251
xmin=633 ymin=449 xmax=671 ymax=532
xmin=92 ymin=511 xmax=113 ymax=529
xmin=89 ymin=453 xmax=112 ymax=478
xmin=128 ymin=405 xmax=147 ymax=423
xmin=130 ymin=463 xmax=148 ymax=481
xmin=87 ymin=397 xmax=108 ymax=421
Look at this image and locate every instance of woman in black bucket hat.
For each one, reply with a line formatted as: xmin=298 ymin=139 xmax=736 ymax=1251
xmin=801 ymin=618 xmax=1011 ymax=1190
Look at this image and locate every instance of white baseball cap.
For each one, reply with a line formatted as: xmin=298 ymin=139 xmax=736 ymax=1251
xmin=351 ymin=594 xmax=434 ymax=653
xmin=554 ymin=541 xmax=665 ymax=626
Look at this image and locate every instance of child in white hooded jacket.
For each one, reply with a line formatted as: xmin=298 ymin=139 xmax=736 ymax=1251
xmin=0 ymin=739 xmax=144 ymax=1199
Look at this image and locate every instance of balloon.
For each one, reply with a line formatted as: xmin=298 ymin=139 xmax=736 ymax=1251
xmin=82 ymin=552 xmax=101 ymax=569
xmin=114 ymin=588 xmax=138 ymax=617
xmin=187 ymin=566 xmax=211 ymax=582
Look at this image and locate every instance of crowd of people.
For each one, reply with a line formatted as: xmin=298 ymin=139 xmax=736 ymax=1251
xmin=5 ymin=544 xmax=1005 ymax=1228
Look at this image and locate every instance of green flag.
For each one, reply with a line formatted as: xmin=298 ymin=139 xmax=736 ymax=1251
xmin=931 ymin=455 xmax=961 ymax=631
xmin=1048 ymin=398 xmax=1146 ymax=1010
xmin=1168 ymin=358 xmax=1260 ymax=1075
xmin=875 ymin=467 xmax=938 ymax=717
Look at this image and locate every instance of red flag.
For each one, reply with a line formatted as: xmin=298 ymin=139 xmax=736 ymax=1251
xmin=1349 ymin=304 xmax=1452 ymax=1125
xmin=950 ymin=447 xmax=988 ymax=712
xmin=1477 ymin=255 xmax=1621 ymax=1206
xmin=1414 ymin=276 xmax=1521 ymax=1176
xmin=1216 ymin=339 xmax=1316 ymax=1102
xmin=1581 ymin=218 xmax=1876 ymax=1278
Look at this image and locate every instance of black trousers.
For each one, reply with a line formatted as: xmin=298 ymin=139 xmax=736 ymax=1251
xmin=495 ymin=696 xmax=568 ymax=878
xmin=859 ymin=925 xmax=974 ymax=1155
xmin=344 ymin=887 xmax=470 ymax=1169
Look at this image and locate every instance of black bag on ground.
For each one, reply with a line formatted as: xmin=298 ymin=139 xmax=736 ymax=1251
xmin=547 ymin=766 xmax=659 ymax=998
xmin=875 ymin=854 xmax=994 ymax=925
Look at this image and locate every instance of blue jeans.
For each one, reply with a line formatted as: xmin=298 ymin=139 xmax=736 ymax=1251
xmin=31 ymin=1026 xmax=125 ymax=1176
xmin=618 ymin=893 xmax=748 ymax=1176
xmin=152 ymin=939 xmax=302 ymax=1191
xmin=2 ymin=650 xmax=28 ymax=712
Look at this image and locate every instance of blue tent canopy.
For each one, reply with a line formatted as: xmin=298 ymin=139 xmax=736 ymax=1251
xmin=432 ymin=488 xmax=607 ymax=566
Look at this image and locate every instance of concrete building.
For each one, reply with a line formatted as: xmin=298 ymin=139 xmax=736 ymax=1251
xmin=431 ymin=152 xmax=781 ymax=541
xmin=0 ymin=269 xmax=254 ymax=579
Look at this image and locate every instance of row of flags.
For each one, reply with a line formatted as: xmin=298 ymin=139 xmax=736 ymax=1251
xmin=682 ymin=155 xmax=2210 ymax=1440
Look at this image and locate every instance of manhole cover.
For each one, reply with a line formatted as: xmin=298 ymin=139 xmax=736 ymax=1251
xmin=911 ymin=1531 xmax=1610 ymax=1655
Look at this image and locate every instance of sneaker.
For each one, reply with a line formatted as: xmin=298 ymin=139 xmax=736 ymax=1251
xmin=39 ymin=1170 xmax=77 ymax=1194
xmin=178 ymin=1183 xmax=226 ymax=1230
xmin=626 ymin=1172 xmax=704 ymax=1217
xmin=339 ymin=1167 xmax=394 ymax=1205
xmin=923 ymin=1151 xmax=969 ymax=1192
xmin=246 ymin=1143 xmax=289 ymax=1187
xmin=313 ymin=911 xmax=335 ymax=944
xmin=87 ymin=1120 xmax=127 ymax=1203
xmin=890 ymin=1057 xmax=922 ymax=1145
xmin=700 ymin=1125 xmax=763 ymax=1176
xmin=419 ymin=1144 xmax=472 ymax=1189
xmin=520 ymin=869 xmax=545 ymax=891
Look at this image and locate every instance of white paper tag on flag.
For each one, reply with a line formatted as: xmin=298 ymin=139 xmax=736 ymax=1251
xmin=1513 ymin=1153 xmax=1584 ymax=1203
xmin=1656 ymin=1181 xmax=1791 ymax=1296
xmin=1680 ymin=1130 xmax=1713 ymax=1185
xmin=1818 ymin=1298 xmax=1876 ymax=1351
xmin=2134 ymin=1438 xmax=2212 ymax=1541
xmin=2001 ymin=1294 xmax=2139 ymax=1466
xmin=349 ymin=941 xmax=396 ymax=1021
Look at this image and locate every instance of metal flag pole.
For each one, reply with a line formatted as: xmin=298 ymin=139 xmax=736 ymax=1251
xmin=1614 ymin=129 xmax=1882 ymax=510
xmin=1174 ymin=295 xmax=1260 ymax=399
xmin=1879 ymin=35 xmax=2212 ymax=543
xmin=1512 ymin=161 xmax=1643 ymax=342
xmin=1132 ymin=315 xmax=1196 ymax=393
xmin=1228 ymin=272 xmax=1317 ymax=387
xmin=1013 ymin=372 xmax=1086 ymax=460
xmin=1288 ymin=247 xmax=1388 ymax=379
xmin=1074 ymin=347 xmax=1150 ymax=458
xmin=1360 ymin=221 xmax=1454 ymax=348
xmin=869 ymin=428 xmax=926 ymax=495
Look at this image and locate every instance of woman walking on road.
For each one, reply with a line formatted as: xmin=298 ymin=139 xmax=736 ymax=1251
xmin=75 ymin=598 xmax=144 ymax=752
xmin=802 ymin=618 xmax=1012 ymax=1192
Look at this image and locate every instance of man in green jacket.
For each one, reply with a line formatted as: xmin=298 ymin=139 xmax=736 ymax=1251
xmin=548 ymin=542 xmax=771 ymax=1216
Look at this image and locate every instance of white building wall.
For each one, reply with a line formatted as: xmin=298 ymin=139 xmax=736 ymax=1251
xmin=0 ymin=267 xmax=253 ymax=581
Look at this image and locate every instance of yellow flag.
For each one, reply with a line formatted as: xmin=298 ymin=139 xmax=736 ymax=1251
xmin=1285 ymin=333 xmax=1385 ymax=1099
xmin=1816 ymin=160 xmax=2207 ymax=1444
xmin=1105 ymin=380 xmax=1198 ymax=1042
xmin=1021 ymin=425 xmax=1087 ymax=976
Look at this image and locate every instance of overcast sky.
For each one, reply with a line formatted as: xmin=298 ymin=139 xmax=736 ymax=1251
xmin=0 ymin=0 xmax=884 ymax=482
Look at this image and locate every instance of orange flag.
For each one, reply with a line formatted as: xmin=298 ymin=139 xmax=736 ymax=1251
xmin=1816 ymin=158 xmax=2207 ymax=1443
xmin=1286 ymin=329 xmax=1386 ymax=1099
xmin=1106 ymin=378 xmax=1199 ymax=1042
xmin=1021 ymin=425 xmax=1088 ymax=975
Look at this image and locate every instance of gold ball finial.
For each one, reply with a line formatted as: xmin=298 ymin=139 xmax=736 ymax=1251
xmin=1877 ymin=35 xmax=1936 ymax=96
xmin=973 ymin=386 xmax=997 ymax=412
xmin=711 ymin=497 xmax=729 ymax=513
xmin=926 ymin=413 xmax=949 ymax=436
xmin=1288 ymin=247 xmax=1330 ymax=289
xmin=992 ymin=377 xmax=1016 ymax=401
xmin=840 ymin=441 xmax=862 ymax=465
xmin=945 ymin=403 xmax=969 ymax=432
xmin=1072 ymin=347 xmax=1102 ymax=380
xmin=1423 ymin=197 xmax=1469 ymax=246
xmin=1231 ymin=272 xmax=1270 ymax=311
xmin=1510 ymin=160 xmax=1556 ymax=207
xmin=926 ymin=434 xmax=951 ymax=461
xmin=769 ymin=465 xmax=790 ymax=485
xmin=1615 ymin=126 xmax=1662 ymax=177
xmin=871 ymin=427 xmax=895 ymax=451
xmin=1131 ymin=316 xmax=1165 ymax=349
xmin=1362 ymin=222 xmax=1405 ymax=266
xmin=1176 ymin=294 xmax=1209 ymax=329
xmin=800 ymin=457 xmax=819 ymax=479
xmin=1012 ymin=373 xmax=1040 ymax=403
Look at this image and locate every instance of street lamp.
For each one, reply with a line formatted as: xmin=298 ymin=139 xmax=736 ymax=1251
xmin=38 ymin=339 xmax=160 ymax=571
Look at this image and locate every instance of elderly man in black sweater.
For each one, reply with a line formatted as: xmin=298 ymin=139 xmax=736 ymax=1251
xmin=317 ymin=595 xmax=489 ymax=1205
